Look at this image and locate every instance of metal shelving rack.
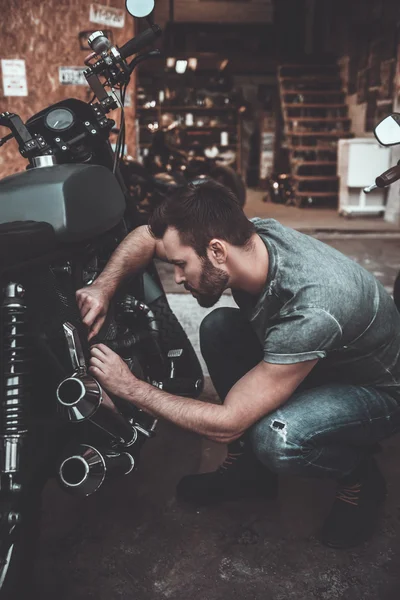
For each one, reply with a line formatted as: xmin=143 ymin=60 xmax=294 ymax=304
xmin=136 ymin=104 xmax=243 ymax=173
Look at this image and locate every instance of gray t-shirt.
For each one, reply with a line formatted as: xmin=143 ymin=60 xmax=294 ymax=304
xmin=232 ymin=218 xmax=400 ymax=394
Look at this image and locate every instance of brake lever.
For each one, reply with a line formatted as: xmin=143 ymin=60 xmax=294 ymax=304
xmin=128 ymin=49 xmax=161 ymax=73
xmin=0 ymin=132 xmax=14 ymax=147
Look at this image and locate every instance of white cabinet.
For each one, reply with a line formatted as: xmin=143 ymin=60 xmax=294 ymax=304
xmin=338 ymin=138 xmax=391 ymax=216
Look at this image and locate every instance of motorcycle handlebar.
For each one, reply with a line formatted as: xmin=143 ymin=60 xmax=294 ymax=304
xmin=118 ymin=25 xmax=161 ymax=59
xmin=375 ymin=164 xmax=400 ymax=188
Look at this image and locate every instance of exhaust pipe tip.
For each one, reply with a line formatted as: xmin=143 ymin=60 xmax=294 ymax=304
xmin=56 ymin=375 xmax=137 ymax=445
xmin=58 ymin=444 xmax=135 ymax=496
xmin=56 ymin=375 xmax=103 ymax=422
xmin=59 ymin=455 xmax=91 ymax=488
xmin=57 ymin=377 xmax=87 ymax=407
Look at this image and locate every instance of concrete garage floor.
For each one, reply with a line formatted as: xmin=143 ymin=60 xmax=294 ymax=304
xmin=36 ymin=214 xmax=400 ymax=600
xmin=245 ymin=189 xmax=400 ymax=233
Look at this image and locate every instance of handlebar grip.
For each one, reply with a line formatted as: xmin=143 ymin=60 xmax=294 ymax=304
xmin=375 ymin=165 xmax=400 ymax=188
xmin=118 ymin=25 xmax=161 ymax=59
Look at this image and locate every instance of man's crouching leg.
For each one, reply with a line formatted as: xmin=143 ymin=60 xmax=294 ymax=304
xmin=250 ymin=383 xmax=395 ymax=548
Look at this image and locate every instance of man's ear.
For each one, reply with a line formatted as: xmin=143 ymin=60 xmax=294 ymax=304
xmin=208 ymin=239 xmax=228 ymax=264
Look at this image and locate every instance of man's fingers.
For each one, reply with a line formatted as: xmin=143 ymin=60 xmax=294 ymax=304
xmin=82 ymin=305 xmax=101 ymax=327
xmin=92 ymin=343 xmax=112 ymax=356
xmin=90 ymin=347 xmax=106 ymax=359
xmin=89 ymin=365 xmax=103 ymax=378
xmin=89 ymin=356 xmax=105 ymax=370
xmin=76 ymin=292 xmax=91 ymax=312
xmin=88 ymin=316 xmax=106 ymax=340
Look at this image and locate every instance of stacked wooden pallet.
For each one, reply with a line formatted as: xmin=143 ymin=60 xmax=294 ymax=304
xmin=278 ymin=64 xmax=353 ymax=207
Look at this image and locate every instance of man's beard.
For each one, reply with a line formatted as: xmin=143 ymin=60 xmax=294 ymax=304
xmin=185 ymin=256 xmax=229 ymax=308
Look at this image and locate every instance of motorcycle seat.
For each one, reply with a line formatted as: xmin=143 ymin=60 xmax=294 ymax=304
xmin=0 ymin=221 xmax=56 ymax=270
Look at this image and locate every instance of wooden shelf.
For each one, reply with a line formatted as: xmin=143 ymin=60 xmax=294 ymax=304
xmin=285 ymin=103 xmax=347 ymax=109
xmin=280 ymin=76 xmax=341 ymax=83
xmin=279 ymin=64 xmax=339 ymax=70
xmin=137 ymin=105 xmax=237 ymax=112
xmin=136 ymin=97 xmax=242 ymax=171
xmin=277 ymin=62 xmax=350 ymax=208
xmin=292 ymin=160 xmax=336 ymax=165
xmin=294 ymin=175 xmax=338 ymax=181
xmin=139 ymin=125 xmax=236 ymax=130
xmin=287 ymin=131 xmax=352 ymax=137
xmin=286 ymin=117 xmax=350 ymax=122
xmin=138 ymin=141 xmax=237 ymax=149
xmin=283 ymin=90 xmax=344 ymax=95
xmin=288 ymin=145 xmax=337 ymax=151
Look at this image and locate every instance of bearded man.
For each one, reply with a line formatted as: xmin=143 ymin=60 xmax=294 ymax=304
xmin=76 ymin=181 xmax=400 ymax=548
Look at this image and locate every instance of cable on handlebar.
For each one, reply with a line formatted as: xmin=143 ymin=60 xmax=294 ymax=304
xmin=112 ymin=82 xmax=128 ymax=173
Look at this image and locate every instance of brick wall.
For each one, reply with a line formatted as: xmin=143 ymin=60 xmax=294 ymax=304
xmin=0 ymin=0 xmax=137 ymax=179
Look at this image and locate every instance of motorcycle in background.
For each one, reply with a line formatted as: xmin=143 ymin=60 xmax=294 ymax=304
xmin=0 ymin=1 xmax=203 ymax=596
xmin=263 ymin=172 xmax=296 ymax=206
xmin=120 ymin=115 xmax=247 ymax=213
xmin=365 ymin=112 xmax=400 ymax=312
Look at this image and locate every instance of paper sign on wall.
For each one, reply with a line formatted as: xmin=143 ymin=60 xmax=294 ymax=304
xmin=59 ymin=67 xmax=88 ymax=86
xmin=90 ymin=3 xmax=125 ymax=28
xmin=1 ymin=59 xmax=28 ymax=96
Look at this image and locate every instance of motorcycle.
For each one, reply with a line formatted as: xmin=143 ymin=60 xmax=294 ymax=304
xmin=263 ymin=172 xmax=296 ymax=206
xmin=120 ymin=119 xmax=247 ymax=212
xmin=0 ymin=1 xmax=203 ymax=596
xmin=365 ymin=112 xmax=400 ymax=312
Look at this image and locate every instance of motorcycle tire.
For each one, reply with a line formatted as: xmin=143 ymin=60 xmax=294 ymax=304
xmin=149 ymin=296 xmax=204 ymax=397
xmin=209 ymin=165 xmax=246 ymax=208
xmin=0 ymin=489 xmax=42 ymax=600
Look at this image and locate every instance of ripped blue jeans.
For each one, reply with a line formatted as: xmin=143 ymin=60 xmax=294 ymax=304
xmin=200 ymin=307 xmax=400 ymax=479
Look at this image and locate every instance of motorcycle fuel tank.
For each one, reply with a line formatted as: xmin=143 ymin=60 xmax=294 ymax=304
xmin=0 ymin=164 xmax=125 ymax=243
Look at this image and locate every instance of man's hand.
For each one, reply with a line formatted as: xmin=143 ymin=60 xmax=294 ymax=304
xmin=89 ymin=344 xmax=137 ymax=398
xmin=76 ymin=284 xmax=111 ymax=340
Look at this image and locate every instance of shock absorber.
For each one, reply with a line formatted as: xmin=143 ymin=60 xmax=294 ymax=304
xmin=0 ymin=283 xmax=29 ymax=491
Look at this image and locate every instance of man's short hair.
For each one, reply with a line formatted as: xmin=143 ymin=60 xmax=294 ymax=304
xmin=148 ymin=180 xmax=255 ymax=257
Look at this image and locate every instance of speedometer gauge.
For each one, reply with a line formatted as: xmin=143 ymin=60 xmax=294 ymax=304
xmin=45 ymin=108 xmax=75 ymax=131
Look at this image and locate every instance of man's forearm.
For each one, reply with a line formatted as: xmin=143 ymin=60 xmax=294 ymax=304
xmin=95 ymin=225 xmax=156 ymax=295
xmin=124 ymin=379 xmax=238 ymax=443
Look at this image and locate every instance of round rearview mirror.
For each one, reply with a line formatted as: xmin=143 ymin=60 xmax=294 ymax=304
xmin=374 ymin=114 xmax=400 ymax=146
xmin=125 ymin=0 xmax=155 ymax=18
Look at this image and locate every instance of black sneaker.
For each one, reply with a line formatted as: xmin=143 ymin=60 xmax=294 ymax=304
xmin=176 ymin=445 xmax=278 ymax=505
xmin=320 ymin=456 xmax=387 ymax=549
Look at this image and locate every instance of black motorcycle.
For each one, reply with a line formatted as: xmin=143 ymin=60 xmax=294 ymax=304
xmin=121 ymin=123 xmax=247 ymax=212
xmin=365 ymin=112 xmax=400 ymax=312
xmin=263 ymin=172 xmax=297 ymax=206
xmin=0 ymin=2 xmax=203 ymax=596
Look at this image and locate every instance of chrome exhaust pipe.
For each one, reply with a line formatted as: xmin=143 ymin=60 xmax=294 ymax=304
xmin=58 ymin=444 xmax=135 ymax=496
xmin=56 ymin=323 xmax=136 ymax=445
xmin=56 ymin=374 xmax=137 ymax=445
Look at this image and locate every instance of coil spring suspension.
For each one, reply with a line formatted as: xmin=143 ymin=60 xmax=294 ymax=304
xmin=1 ymin=283 xmax=29 ymax=479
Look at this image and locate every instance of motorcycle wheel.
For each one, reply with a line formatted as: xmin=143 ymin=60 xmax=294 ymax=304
xmin=0 ymin=490 xmax=42 ymax=600
xmin=149 ymin=296 xmax=204 ymax=397
xmin=209 ymin=165 xmax=246 ymax=208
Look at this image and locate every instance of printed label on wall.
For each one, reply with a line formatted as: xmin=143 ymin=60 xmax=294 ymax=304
xmin=59 ymin=67 xmax=88 ymax=86
xmin=89 ymin=3 xmax=125 ymax=28
xmin=1 ymin=59 xmax=28 ymax=96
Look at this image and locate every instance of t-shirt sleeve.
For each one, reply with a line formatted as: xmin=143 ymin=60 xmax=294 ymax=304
xmin=263 ymin=307 xmax=342 ymax=364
